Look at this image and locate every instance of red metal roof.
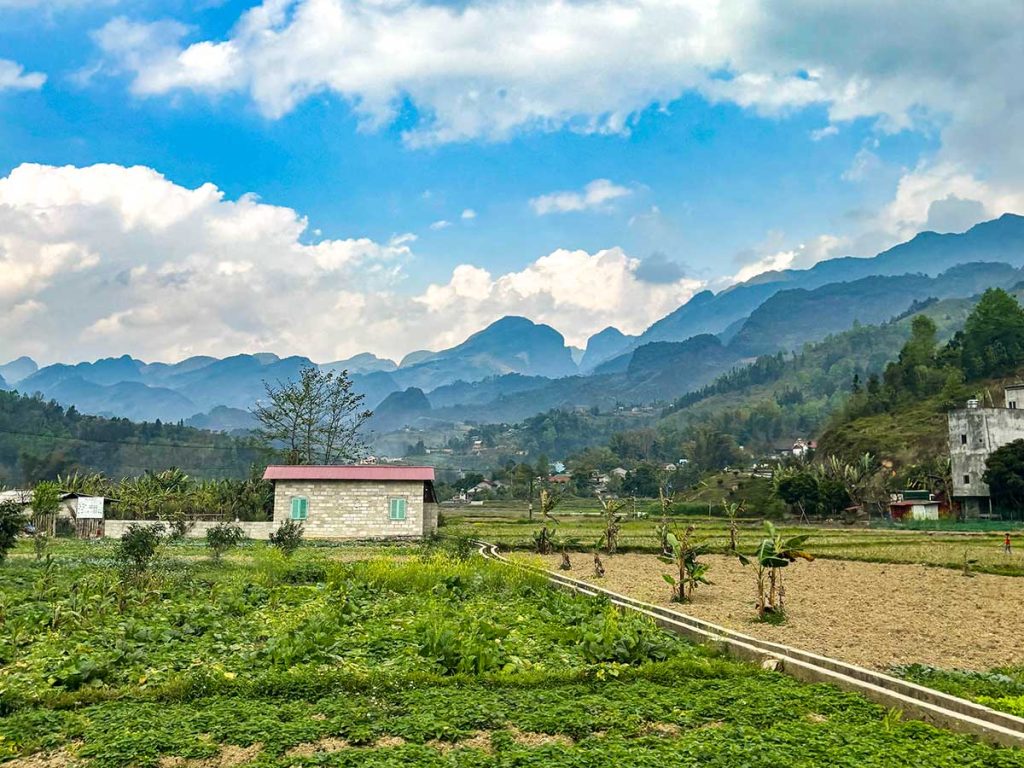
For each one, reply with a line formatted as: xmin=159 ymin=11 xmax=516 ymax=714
xmin=263 ymin=465 xmax=435 ymax=482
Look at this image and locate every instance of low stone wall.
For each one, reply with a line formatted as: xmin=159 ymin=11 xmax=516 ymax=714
xmin=103 ymin=520 xmax=276 ymax=540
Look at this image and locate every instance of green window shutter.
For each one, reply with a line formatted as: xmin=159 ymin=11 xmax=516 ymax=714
xmin=291 ymin=497 xmax=308 ymax=520
xmin=390 ymin=498 xmax=407 ymax=520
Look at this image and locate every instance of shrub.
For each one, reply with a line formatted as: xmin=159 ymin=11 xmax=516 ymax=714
xmin=0 ymin=500 xmax=25 ymax=563
xmin=269 ymin=519 xmax=304 ymax=555
xmin=116 ymin=523 xmax=165 ymax=576
xmin=206 ymin=522 xmax=246 ymax=561
xmin=578 ymin=606 xmax=671 ymax=665
xmin=33 ymin=532 xmax=50 ymax=562
xmin=165 ymin=515 xmax=195 ymax=542
xmin=423 ymin=534 xmax=475 ymax=561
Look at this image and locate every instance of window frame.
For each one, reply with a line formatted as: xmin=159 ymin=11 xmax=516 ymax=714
xmin=388 ymin=496 xmax=408 ymax=521
xmin=963 ymin=474 xmax=971 ymax=485
xmin=290 ymin=496 xmax=308 ymax=520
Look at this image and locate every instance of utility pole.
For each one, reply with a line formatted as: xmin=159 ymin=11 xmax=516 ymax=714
xmin=528 ymin=476 xmax=534 ymax=521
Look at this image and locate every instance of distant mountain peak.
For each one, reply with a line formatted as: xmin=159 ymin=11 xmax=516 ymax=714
xmin=0 ymin=356 xmax=38 ymax=385
xmin=322 ymin=352 xmax=398 ymax=375
xmin=580 ymin=326 xmax=634 ymax=372
xmin=399 ymin=350 xmax=435 ymax=368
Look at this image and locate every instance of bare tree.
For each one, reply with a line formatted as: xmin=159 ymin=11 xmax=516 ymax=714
xmin=252 ymin=366 xmax=372 ymax=465
xmin=319 ymin=370 xmax=374 ymax=463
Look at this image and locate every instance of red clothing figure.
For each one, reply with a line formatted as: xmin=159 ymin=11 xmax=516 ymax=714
xmin=1005 ymin=534 xmax=1012 ymax=555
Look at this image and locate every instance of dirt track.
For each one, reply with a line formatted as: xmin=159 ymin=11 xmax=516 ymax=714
xmin=528 ymin=552 xmax=1024 ymax=672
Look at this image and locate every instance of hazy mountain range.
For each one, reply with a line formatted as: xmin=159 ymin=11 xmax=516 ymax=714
xmin=3 ymin=214 xmax=1023 ymax=435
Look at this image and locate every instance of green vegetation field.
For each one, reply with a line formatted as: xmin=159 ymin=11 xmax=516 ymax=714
xmin=897 ymin=665 xmax=1024 ymax=719
xmin=446 ymin=512 xmax=1024 ymax=576
xmin=3 ymin=539 xmax=1023 ymax=766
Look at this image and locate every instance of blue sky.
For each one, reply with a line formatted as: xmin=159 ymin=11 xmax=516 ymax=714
xmin=0 ymin=0 xmax=1021 ymax=364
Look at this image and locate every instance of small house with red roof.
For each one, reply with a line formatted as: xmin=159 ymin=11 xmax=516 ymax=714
xmin=262 ymin=465 xmax=439 ymax=539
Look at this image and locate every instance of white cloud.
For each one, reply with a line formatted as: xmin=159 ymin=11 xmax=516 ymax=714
xmin=92 ymin=0 xmax=1023 ymax=163
xmin=530 ymin=179 xmax=632 ymax=215
xmin=841 ymin=147 xmax=881 ymax=183
xmin=809 ymin=125 xmax=838 ymax=141
xmin=871 ymin=162 xmax=1024 ymax=246
xmin=89 ymin=0 xmax=1024 ymax=266
xmin=460 ymin=208 xmax=476 ymax=220
xmin=0 ymin=59 xmax=45 ymax=91
xmin=730 ymin=234 xmax=848 ymax=284
xmin=0 ymin=163 xmax=704 ymax=363
xmin=0 ymin=0 xmax=105 ymax=7
xmin=411 ymin=247 xmax=703 ymax=350
xmin=429 ymin=219 xmax=451 ymax=230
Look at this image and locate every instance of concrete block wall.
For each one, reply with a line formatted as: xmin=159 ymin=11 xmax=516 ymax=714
xmin=949 ymin=408 xmax=1024 ymax=500
xmin=273 ymin=479 xmax=433 ymax=539
xmin=103 ymin=519 xmax=276 ymax=540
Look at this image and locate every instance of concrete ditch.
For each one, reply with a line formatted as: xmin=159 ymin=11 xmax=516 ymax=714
xmin=476 ymin=541 xmax=1024 ymax=749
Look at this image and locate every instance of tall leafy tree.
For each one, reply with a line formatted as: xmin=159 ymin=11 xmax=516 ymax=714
xmin=773 ymin=468 xmax=820 ymax=521
xmin=252 ymin=367 xmax=371 ymax=465
xmin=960 ymin=288 xmax=1024 ymax=380
xmin=884 ymin=314 xmax=942 ymax=396
xmin=984 ymin=440 xmax=1024 ymax=511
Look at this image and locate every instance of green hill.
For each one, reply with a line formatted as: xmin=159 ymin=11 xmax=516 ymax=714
xmin=0 ymin=389 xmax=263 ymax=485
xmin=817 ymin=287 xmax=1024 ymax=468
xmin=654 ymin=294 xmax=983 ymax=453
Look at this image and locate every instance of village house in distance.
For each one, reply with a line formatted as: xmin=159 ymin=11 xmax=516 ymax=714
xmin=262 ymin=465 xmax=439 ymax=539
xmin=948 ymin=385 xmax=1024 ymax=517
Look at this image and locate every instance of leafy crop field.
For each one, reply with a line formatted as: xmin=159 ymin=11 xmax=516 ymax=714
xmin=897 ymin=665 xmax=1024 ymax=719
xmin=2 ymin=540 xmax=1024 ymax=766
xmin=447 ymin=514 xmax=1024 ymax=576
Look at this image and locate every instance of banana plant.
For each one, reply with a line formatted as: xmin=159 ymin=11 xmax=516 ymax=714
xmin=721 ymin=499 xmax=744 ymax=551
xmin=597 ymin=494 xmax=625 ymax=554
xmin=737 ymin=521 xmax=813 ymax=619
xmin=532 ymin=489 xmax=560 ymax=554
xmin=655 ymin=487 xmax=672 ymax=555
xmin=659 ymin=526 xmax=711 ymax=603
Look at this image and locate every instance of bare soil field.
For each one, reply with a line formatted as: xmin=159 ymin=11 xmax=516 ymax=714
xmin=524 ymin=552 xmax=1024 ymax=672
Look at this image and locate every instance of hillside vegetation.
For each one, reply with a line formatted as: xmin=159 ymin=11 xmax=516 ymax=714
xmin=0 ymin=390 xmax=262 ymax=485
xmin=818 ymin=287 xmax=1024 ymax=469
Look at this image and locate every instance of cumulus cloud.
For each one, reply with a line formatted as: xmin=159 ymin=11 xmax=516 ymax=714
xmin=87 ymin=0 xmax=1024 ymax=268
xmin=92 ymin=0 xmax=1023 ymax=159
xmin=730 ymin=234 xmax=849 ymax=284
xmin=635 ymin=251 xmax=688 ymax=284
xmin=0 ymin=163 xmax=703 ymax=363
xmin=530 ymin=179 xmax=631 ymax=215
xmin=411 ymin=247 xmax=703 ymax=351
xmin=924 ymin=195 xmax=988 ymax=234
xmin=870 ymin=162 xmax=1024 ymax=246
xmin=460 ymin=208 xmax=476 ymax=220
xmin=0 ymin=59 xmax=45 ymax=91
xmin=428 ymin=219 xmax=451 ymax=230
xmin=0 ymin=0 xmax=103 ymax=7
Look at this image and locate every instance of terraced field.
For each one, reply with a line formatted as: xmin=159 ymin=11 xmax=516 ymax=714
xmin=448 ymin=513 xmax=1024 ymax=575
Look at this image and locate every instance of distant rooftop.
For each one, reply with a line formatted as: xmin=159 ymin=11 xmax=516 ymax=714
xmin=263 ymin=465 xmax=435 ymax=482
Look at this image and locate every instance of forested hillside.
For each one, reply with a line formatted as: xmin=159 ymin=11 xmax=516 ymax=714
xmin=818 ymin=287 xmax=1024 ymax=467
xmin=0 ymin=390 xmax=263 ymax=485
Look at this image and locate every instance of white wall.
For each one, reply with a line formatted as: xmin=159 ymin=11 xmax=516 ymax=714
xmin=103 ymin=520 xmax=276 ymax=540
